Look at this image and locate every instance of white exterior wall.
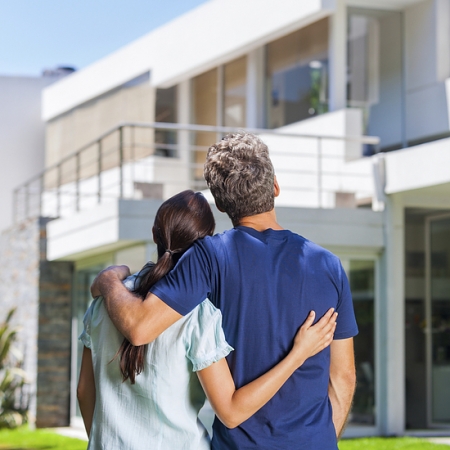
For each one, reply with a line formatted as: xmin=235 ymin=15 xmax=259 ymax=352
xmin=0 ymin=76 xmax=54 ymax=233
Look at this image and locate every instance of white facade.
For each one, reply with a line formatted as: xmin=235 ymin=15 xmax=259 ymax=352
xmin=8 ymin=0 xmax=450 ymax=436
xmin=0 ymin=76 xmax=55 ymax=233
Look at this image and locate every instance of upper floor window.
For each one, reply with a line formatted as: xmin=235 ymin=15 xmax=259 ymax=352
xmin=266 ymin=18 xmax=329 ymax=129
xmin=155 ymin=86 xmax=178 ymax=157
xmin=224 ymin=56 xmax=247 ymax=128
xmin=347 ymin=8 xmax=403 ymax=152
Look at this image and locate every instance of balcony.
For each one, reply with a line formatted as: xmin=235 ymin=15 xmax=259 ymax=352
xmin=14 ymin=109 xmax=380 ymax=225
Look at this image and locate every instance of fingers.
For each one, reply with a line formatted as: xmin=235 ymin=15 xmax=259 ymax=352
xmin=302 ymin=311 xmax=316 ymax=329
xmin=313 ymin=308 xmax=336 ymax=331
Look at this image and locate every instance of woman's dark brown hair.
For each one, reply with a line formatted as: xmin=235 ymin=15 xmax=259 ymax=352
xmin=117 ymin=190 xmax=215 ymax=384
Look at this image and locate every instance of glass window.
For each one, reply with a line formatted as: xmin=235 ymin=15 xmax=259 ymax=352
xmin=155 ymin=86 xmax=178 ymax=157
xmin=405 ymin=212 xmax=427 ymax=429
xmin=72 ymin=267 xmax=104 ymax=419
xmin=224 ymin=56 xmax=247 ymax=128
xmin=266 ymin=18 xmax=329 ymax=129
xmin=348 ymin=259 xmax=376 ymax=426
xmin=191 ymin=69 xmax=218 ymax=180
xmin=429 ymin=216 xmax=450 ymax=425
xmin=347 ymin=8 xmax=403 ymax=152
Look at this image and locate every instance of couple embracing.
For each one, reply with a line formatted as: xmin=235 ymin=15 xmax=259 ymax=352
xmin=77 ymin=132 xmax=357 ymax=449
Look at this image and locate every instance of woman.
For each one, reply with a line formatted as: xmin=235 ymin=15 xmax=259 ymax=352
xmin=77 ymin=190 xmax=336 ymax=449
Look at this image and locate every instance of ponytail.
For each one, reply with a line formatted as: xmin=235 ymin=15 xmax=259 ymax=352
xmin=117 ymin=251 xmax=178 ymax=384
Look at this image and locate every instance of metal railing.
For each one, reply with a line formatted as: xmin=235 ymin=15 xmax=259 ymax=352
xmin=13 ymin=122 xmax=380 ymax=223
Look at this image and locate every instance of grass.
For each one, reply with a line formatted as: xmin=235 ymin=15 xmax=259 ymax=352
xmin=0 ymin=427 xmax=86 ymax=450
xmin=339 ymin=437 xmax=450 ymax=449
xmin=0 ymin=427 xmax=448 ymax=449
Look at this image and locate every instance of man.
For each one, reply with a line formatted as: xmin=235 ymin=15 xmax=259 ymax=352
xmin=92 ymin=132 xmax=357 ymax=449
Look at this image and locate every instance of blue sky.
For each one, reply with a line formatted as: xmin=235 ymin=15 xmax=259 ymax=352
xmin=0 ymin=0 xmax=209 ymax=76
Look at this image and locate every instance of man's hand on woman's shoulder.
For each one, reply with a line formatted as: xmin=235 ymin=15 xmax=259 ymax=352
xmin=90 ymin=265 xmax=131 ymax=298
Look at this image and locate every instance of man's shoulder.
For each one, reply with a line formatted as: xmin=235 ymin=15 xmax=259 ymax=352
xmin=192 ymin=229 xmax=235 ymax=251
xmin=287 ymin=231 xmax=341 ymax=267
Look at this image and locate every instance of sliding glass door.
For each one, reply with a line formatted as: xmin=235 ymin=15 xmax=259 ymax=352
xmin=426 ymin=214 xmax=450 ymax=426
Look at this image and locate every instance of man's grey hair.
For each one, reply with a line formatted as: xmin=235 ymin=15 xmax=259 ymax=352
xmin=204 ymin=132 xmax=275 ymax=225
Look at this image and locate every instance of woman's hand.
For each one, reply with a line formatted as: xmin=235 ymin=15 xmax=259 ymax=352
xmin=290 ymin=308 xmax=337 ymax=366
xmin=198 ymin=308 xmax=338 ymax=429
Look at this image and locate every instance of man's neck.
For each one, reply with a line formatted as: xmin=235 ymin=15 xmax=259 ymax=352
xmin=237 ymin=209 xmax=283 ymax=232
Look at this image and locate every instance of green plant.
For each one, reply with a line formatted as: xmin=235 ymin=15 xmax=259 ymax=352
xmin=0 ymin=308 xmax=28 ymax=429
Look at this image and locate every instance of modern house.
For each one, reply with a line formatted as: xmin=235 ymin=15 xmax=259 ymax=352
xmin=5 ymin=0 xmax=450 ymax=437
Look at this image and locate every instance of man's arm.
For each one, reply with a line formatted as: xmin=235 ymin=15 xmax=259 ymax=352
xmin=328 ymin=337 xmax=356 ymax=438
xmin=91 ymin=266 xmax=182 ymax=346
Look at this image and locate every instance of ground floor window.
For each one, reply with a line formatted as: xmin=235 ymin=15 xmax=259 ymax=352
xmin=71 ymin=267 xmax=104 ymax=420
xmin=405 ymin=210 xmax=450 ymax=429
xmin=344 ymin=259 xmax=376 ymax=426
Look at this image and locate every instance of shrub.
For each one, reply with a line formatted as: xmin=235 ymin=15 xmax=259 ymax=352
xmin=0 ymin=308 xmax=28 ymax=428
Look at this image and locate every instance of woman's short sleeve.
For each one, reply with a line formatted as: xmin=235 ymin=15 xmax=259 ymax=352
xmin=186 ymin=300 xmax=233 ymax=372
xmin=78 ymin=300 xmax=95 ymax=348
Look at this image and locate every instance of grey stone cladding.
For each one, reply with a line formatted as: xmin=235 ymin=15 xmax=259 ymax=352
xmin=0 ymin=217 xmax=74 ymax=427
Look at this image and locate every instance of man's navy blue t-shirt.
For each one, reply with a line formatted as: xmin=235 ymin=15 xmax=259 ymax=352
xmin=151 ymin=226 xmax=358 ymax=450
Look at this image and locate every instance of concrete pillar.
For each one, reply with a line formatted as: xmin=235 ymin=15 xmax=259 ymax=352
xmin=246 ymin=47 xmax=265 ymax=128
xmin=177 ymin=80 xmax=191 ymax=187
xmin=328 ymin=0 xmax=347 ymax=111
xmin=379 ymin=193 xmax=405 ymax=435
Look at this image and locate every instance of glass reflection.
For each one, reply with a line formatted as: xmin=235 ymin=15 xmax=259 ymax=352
xmin=266 ymin=18 xmax=329 ymax=129
xmin=349 ymin=260 xmax=375 ymax=425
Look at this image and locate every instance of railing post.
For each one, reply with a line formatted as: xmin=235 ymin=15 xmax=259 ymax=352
xmin=39 ymin=174 xmax=43 ymax=218
xmin=119 ymin=126 xmax=124 ymax=198
xmin=13 ymin=188 xmax=18 ymax=223
xmin=57 ymin=163 xmax=62 ymax=217
xmin=131 ymin=125 xmax=135 ymax=196
xmin=25 ymin=183 xmax=30 ymax=220
xmin=98 ymin=139 xmax=102 ymax=204
xmin=317 ymin=137 xmax=322 ymax=208
xmin=76 ymin=152 xmax=80 ymax=212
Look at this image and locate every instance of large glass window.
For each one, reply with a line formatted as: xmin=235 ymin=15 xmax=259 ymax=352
xmin=155 ymin=86 xmax=178 ymax=157
xmin=428 ymin=215 xmax=450 ymax=425
xmin=347 ymin=8 xmax=403 ymax=152
xmin=72 ymin=267 xmax=104 ymax=419
xmin=405 ymin=211 xmax=427 ymax=429
xmin=224 ymin=56 xmax=247 ymax=128
xmin=266 ymin=18 xmax=329 ymax=129
xmin=348 ymin=259 xmax=376 ymax=426
xmin=191 ymin=69 xmax=218 ymax=180
xmin=405 ymin=210 xmax=450 ymax=429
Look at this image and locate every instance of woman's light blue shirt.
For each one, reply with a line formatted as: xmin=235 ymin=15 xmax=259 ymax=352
xmin=79 ymin=272 xmax=233 ymax=450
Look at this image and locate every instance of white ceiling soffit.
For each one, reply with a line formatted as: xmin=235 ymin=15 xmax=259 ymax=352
xmin=42 ymin=0 xmax=332 ymax=121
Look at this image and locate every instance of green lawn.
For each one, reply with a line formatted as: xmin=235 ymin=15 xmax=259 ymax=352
xmin=339 ymin=437 xmax=450 ymax=450
xmin=0 ymin=427 xmax=86 ymax=450
xmin=0 ymin=427 xmax=448 ymax=450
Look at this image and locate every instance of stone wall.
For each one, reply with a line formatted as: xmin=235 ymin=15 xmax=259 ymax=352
xmin=36 ymin=257 xmax=73 ymax=427
xmin=0 ymin=217 xmax=40 ymax=423
xmin=0 ymin=217 xmax=74 ymax=427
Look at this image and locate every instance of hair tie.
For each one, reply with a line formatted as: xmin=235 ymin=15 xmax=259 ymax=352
xmin=165 ymin=249 xmax=174 ymax=256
